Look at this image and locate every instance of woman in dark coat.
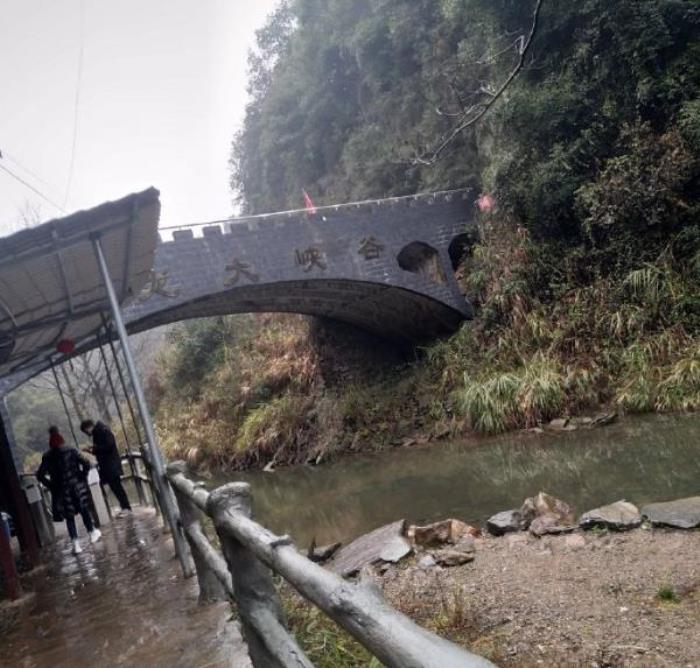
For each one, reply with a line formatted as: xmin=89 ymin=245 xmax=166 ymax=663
xmin=37 ymin=426 xmax=102 ymax=554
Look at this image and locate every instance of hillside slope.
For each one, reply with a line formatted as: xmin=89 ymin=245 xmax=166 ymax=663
xmin=153 ymin=0 xmax=700 ymax=471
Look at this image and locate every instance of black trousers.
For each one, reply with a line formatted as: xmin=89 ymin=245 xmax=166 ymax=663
xmin=66 ymin=507 xmax=94 ymax=540
xmin=103 ymin=476 xmax=132 ymax=510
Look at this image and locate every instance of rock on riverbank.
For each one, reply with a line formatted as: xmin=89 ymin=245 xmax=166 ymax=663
xmin=641 ymin=496 xmax=700 ymax=529
xmin=330 ymin=492 xmax=700 ymax=665
xmin=579 ymin=500 xmax=642 ymax=530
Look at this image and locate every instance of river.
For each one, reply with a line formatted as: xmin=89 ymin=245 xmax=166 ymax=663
xmin=215 ymin=413 xmax=700 ymax=548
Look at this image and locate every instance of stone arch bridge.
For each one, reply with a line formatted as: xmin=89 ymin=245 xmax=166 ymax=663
xmin=124 ymin=189 xmax=478 ymax=343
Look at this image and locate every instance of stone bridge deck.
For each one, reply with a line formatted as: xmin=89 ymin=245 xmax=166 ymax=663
xmin=0 ymin=508 xmax=248 ymax=668
xmin=125 ymin=189 xmax=478 ymax=343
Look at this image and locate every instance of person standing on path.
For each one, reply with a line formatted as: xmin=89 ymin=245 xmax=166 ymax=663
xmin=37 ymin=426 xmax=102 ymax=554
xmin=80 ymin=419 xmax=132 ymax=514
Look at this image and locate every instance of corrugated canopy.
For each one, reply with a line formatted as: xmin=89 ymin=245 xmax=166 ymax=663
xmin=0 ymin=188 xmax=160 ymax=381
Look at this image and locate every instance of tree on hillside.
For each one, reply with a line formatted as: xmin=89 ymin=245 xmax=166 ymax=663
xmin=231 ymin=0 xmax=700 ymax=280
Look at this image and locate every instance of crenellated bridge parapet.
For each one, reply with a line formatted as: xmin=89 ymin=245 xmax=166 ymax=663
xmin=124 ymin=189 xmax=478 ymax=342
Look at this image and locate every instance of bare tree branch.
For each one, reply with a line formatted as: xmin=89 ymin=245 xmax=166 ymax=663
xmin=475 ymin=35 xmax=526 ymax=66
xmin=412 ymin=0 xmax=544 ymax=166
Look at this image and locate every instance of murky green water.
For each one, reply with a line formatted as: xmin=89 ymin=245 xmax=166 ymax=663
xmin=216 ymin=413 xmax=700 ymax=548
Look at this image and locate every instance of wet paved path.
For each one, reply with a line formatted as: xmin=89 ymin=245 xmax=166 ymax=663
xmin=0 ymin=508 xmax=250 ymax=668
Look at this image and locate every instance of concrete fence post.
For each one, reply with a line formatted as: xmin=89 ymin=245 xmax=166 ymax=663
xmin=140 ymin=448 xmax=164 ymax=518
xmin=207 ymin=482 xmax=312 ymax=668
xmin=167 ymin=462 xmax=227 ymax=603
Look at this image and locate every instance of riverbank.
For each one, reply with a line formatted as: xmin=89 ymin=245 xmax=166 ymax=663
xmin=277 ymin=499 xmax=700 ymax=668
xmin=150 ymin=290 xmax=700 ymax=476
xmin=380 ymin=527 xmax=700 ymax=667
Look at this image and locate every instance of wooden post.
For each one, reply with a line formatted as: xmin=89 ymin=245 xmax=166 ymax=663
xmin=167 ymin=462 xmax=227 ymax=603
xmin=207 ymin=483 xmax=313 ymax=668
xmin=208 ymin=483 xmax=494 ymax=668
xmin=166 ymin=467 xmax=234 ymax=596
xmin=139 ymin=449 xmax=162 ymax=517
xmin=99 ymin=482 xmax=114 ymax=521
xmin=0 ymin=516 xmax=21 ymax=600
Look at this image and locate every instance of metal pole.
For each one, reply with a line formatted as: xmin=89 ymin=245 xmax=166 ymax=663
xmin=101 ymin=316 xmax=155 ymax=510
xmin=97 ymin=334 xmax=145 ymax=506
xmin=100 ymin=313 xmax=144 ymax=447
xmin=96 ymin=335 xmax=132 ymax=455
xmin=51 ymin=363 xmax=80 ymax=447
xmin=92 ymin=236 xmax=192 ymax=577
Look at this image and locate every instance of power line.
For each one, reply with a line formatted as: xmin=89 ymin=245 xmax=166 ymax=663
xmin=1 ymin=150 xmax=56 ymax=192
xmin=63 ymin=0 xmax=86 ymax=208
xmin=0 ymin=161 xmax=66 ymax=214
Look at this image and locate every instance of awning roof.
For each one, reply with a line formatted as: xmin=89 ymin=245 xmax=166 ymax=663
xmin=0 ymin=188 xmax=160 ymax=383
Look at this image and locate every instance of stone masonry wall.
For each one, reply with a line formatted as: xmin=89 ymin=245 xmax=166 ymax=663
xmin=124 ymin=189 xmax=478 ymax=343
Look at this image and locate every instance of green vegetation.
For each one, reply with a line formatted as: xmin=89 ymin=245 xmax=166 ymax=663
xmin=153 ymin=0 xmax=700 ymax=470
xmin=282 ymin=590 xmax=379 ymax=667
xmin=280 ymin=581 xmax=485 ymax=667
xmin=656 ymin=584 xmax=681 ymax=603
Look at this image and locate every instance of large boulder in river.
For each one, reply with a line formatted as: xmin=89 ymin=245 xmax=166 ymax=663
xmin=487 ymin=510 xmax=522 ymax=536
xmin=331 ymin=520 xmax=412 ymax=577
xmin=641 ymin=497 xmax=700 ymax=529
xmin=521 ymin=492 xmax=576 ymax=537
xmin=579 ymin=500 xmax=641 ymax=531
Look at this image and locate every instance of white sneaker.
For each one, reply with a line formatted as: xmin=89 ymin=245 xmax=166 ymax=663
xmin=72 ymin=539 xmax=83 ymax=555
xmin=89 ymin=528 xmax=102 ymax=544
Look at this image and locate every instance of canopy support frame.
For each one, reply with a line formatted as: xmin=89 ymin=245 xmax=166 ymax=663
xmin=50 ymin=362 xmax=80 ymax=448
xmin=96 ymin=331 xmax=146 ymax=506
xmin=92 ymin=235 xmax=192 ymax=577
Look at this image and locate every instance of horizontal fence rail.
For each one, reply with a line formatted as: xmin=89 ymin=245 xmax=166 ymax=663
xmin=121 ymin=450 xmax=165 ymax=519
xmin=165 ymin=461 xmax=495 ymax=668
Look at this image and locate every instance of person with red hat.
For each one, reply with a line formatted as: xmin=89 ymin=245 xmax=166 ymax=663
xmin=37 ymin=426 xmax=102 ymax=554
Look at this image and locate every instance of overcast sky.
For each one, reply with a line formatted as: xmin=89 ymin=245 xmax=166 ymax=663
xmin=0 ymin=0 xmax=279 ymax=235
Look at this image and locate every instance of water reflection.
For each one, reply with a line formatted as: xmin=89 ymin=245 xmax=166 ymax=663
xmin=214 ymin=413 xmax=700 ymax=547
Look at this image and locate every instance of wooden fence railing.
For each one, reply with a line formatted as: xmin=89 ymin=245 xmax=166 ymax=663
xmin=165 ymin=461 xmax=495 ymax=668
xmin=120 ymin=451 xmax=158 ymax=509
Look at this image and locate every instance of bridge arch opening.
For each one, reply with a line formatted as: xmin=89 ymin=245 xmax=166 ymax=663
xmin=397 ymin=242 xmax=446 ymax=285
xmin=448 ymin=233 xmax=475 ymax=270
